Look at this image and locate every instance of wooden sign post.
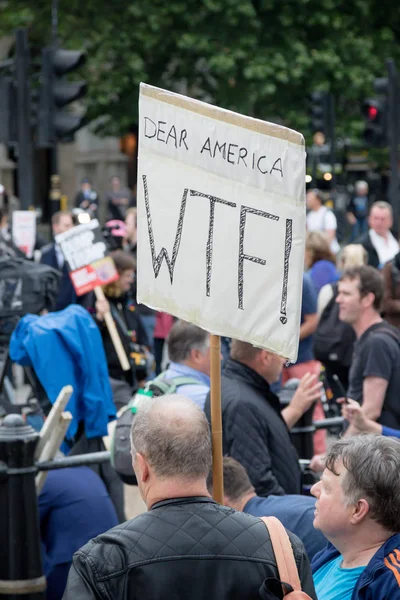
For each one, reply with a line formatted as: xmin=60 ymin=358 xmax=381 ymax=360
xmin=209 ymin=334 xmax=223 ymax=503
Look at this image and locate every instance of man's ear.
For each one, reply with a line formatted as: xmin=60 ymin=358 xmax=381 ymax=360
xmin=361 ymin=292 xmax=375 ymax=310
xmin=350 ymin=498 xmax=370 ymax=525
xmin=135 ymin=452 xmax=150 ymax=484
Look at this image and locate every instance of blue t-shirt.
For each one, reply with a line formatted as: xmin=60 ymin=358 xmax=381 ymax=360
xmin=244 ymin=494 xmax=327 ymax=560
xmin=309 ymin=260 xmax=339 ymax=294
xmin=297 ymin=272 xmax=317 ymax=364
xmin=314 ymin=555 xmax=365 ymax=600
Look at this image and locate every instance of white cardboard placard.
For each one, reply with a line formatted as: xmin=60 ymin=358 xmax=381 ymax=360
xmin=137 ymin=84 xmax=306 ymax=361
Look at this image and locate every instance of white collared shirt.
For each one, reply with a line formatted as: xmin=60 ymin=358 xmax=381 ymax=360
xmin=369 ymin=229 xmax=399 ymax=267
xmin=54 ymin=244 xmax=65 ymax=269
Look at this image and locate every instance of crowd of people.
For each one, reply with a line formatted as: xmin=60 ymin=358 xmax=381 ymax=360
xmin=2 ymin=178 xmax=400 ymax=600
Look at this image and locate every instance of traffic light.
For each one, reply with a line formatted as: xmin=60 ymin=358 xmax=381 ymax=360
xmin=37 ymin=47 xmax=87 ymax=147
xmin=309 ymin=91 xmax=329 ymax=134
xmin=362 ymin=96 xmax=387 ymax=147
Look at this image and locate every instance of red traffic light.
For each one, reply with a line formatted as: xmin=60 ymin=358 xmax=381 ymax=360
xmin=367 ymin=106 xmax=378 ymax=120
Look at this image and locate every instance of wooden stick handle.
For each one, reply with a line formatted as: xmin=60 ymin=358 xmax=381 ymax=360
xmin=210 ymin=334 xmax=224 ymax=504
xmin=94 ymin=286 xmax=131 ymax=372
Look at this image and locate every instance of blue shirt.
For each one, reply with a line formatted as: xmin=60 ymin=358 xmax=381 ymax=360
xmin=39 ymin=467 xmax=118 ymax=573
xmin=309 ymin=260 xmax=339 ymax=294
xmin=314 ymin=555 xmax=365 ymax=600
xmin=161 ymin=362 xmax=210 ymax=410
xmin=244 ymin=494 xmax=327 ymax=560
xmin=382 ymin=425 xmax=400 ymax=438
xmin=296 ymin=272 xmax=318 ymax=364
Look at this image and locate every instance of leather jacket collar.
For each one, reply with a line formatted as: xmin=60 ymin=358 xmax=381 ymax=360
xmin=150 ymin=496 xmax=217 ymax=511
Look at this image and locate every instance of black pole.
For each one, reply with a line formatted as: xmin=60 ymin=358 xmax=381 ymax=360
xmin=15 ymin=29 xmax=34 ymax=211
xmin=49 ymin=0 xmax=60 ymax=217
xmin=329 ymin=93 xmax=336 ymax=198
xmin=387 ymin=59 xmax=399 ymax=231
xmin=0 ymin=414 xmax=46 ymax=600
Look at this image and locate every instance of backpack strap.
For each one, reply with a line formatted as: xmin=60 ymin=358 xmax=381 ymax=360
xmin=260 ymin=517 xmax=301 ymax=593
xmin=370 ymin=324 xmax=400 ymax=346
xmin=150 ymin=374 xmax=201 ymax=395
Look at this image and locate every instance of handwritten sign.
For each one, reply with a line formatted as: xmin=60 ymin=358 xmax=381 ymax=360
xmin=137 ymin=84 xmax=306 ymax=361
xmin=12 ymin=211 xmax=36 ymax=259
xmin=55 ymin=219 xmax=118 ymax=296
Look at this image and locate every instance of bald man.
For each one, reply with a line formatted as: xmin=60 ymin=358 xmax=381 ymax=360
xmin=63 ymin=395 xmax=316 ymax=600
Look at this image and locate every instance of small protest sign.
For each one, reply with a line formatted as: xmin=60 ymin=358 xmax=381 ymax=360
xmin=12 ymin=211 xmax=36 ymax=259
xmin=55 ymin=219 xmax=118 ymax=296
xmin=137 ymin=84 xmax=306 ymax=362
xmin=55 ymin=219 xmax=130 ymax=372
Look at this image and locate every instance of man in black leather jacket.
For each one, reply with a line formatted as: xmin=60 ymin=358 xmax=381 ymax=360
xmin=63 ymin=395 xmax=316 ymax=600
xmin=204 ymin=340 xmax=322 ymax=497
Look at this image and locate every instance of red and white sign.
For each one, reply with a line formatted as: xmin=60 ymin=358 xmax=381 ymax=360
xmin=55 ymin=219 xmax=119 ymax=296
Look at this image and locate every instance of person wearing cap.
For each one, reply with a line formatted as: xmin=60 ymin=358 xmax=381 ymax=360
xmin=74 ymin=178 xmax=99 ymax=216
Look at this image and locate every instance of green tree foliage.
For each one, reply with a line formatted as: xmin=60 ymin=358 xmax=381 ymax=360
xmin=1 ymin=0 xmax=399 ymax=138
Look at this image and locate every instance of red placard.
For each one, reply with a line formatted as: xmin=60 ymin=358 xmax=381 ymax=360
xmin=69 ymin=256 xmax=119 ymax=296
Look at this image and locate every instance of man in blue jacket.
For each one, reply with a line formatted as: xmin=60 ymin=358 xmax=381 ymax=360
xmin=39 ymin=467 xmax=118 ymax=600
xmin=311 ymin=434 xmax=400 ymax=600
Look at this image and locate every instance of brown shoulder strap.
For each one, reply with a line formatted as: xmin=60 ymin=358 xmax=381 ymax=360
xmin=260 ymin=516 xmax=301 ymax=592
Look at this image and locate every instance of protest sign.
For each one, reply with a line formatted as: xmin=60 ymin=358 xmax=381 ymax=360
xmin=56 ymin=219 xmax=130 ymax=372
xmin=12 ymin=211 xmax=36 ymax=259
xmin=137 ymin=84 xmax=306 ymax=362
xmin=55 ymin=219 xmax=118 ymax=296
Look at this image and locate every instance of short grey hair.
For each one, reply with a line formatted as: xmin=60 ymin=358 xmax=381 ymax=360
xmin=370 ymin=200 xmax=393 ymax=216
xmin=167 ymin=320 xmax=209 ymax=363
xmin=130 ymin=394 xmax=212 ymax=480
xmin=326 ymin=435 xmax=400 ymax=532
xmin=355 ymin=180 xmax=368 ymax=193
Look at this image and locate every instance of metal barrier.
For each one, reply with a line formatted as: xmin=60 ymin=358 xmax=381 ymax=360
xmin=0 ymin=414 xmax=111 ymax=599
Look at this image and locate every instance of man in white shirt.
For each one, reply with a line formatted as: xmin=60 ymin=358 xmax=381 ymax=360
xmin=306 ymin=188 xmax=340 ymax=254
xmin=357 ymin=201 xmax=399 ymax=269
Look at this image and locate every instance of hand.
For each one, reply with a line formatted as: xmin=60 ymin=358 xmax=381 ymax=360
xmin=310 ymin=453 xmax=326 ymax=473
xmin=291 ymin=373 xmax=323 ymax=417
xmin=338 ymin=398 xmax=382 ymax=434
xmin=347 ymin=213 xmax=357 ymax=225
xmin=95 ymin=298 xmax=110 ymax=321
xmin=81 ymin=200 xmax=89 ymax=209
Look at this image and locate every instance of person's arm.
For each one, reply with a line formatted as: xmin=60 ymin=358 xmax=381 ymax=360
xmin=381 ymin=425 xmax=400 ymax=438
xmin=62 ymin=554 xmax=101 ymax=600
xmin=382 ymin=261 xmax=400 ymax=316
xmin=300 ymin=274 xmax=318 ymax=340
xmin=281 ymin=373 xmax=323 ymax=429
xmin=341 ymin=398 xmax=383 ymax=434
xmin=362 ymin=376 xmax=388 ymax=421
xmin=300 ymin=313 xmax=318 ymax=340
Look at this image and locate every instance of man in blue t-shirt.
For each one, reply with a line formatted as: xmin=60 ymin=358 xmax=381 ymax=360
xmin=208 ymin=457 xmax=328 ymax=561
xmin=311 ymin=435 xmax=400 ymax=600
